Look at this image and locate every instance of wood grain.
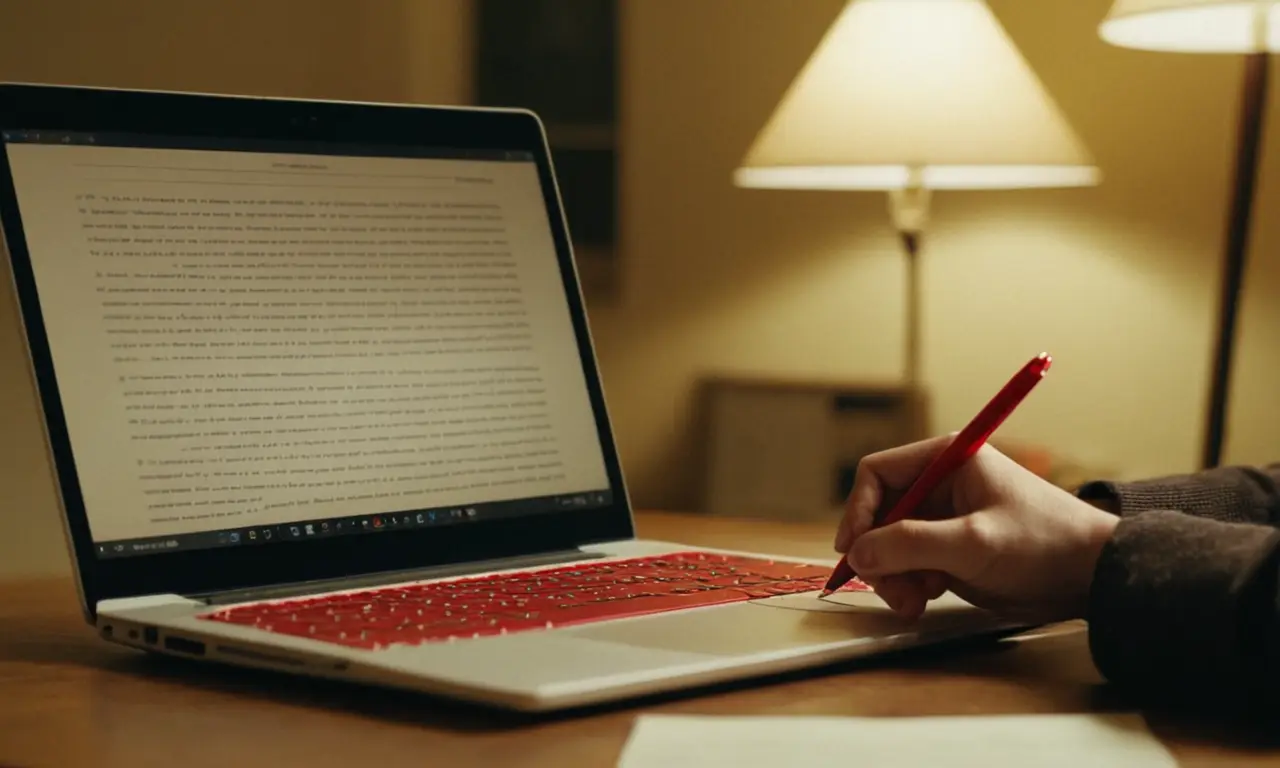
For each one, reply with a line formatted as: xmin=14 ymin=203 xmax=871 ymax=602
xmin=0 ymin=512 xmax=1276 ymax=767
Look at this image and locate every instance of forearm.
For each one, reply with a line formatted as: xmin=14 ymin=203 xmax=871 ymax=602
xmin=1087 ymin=510 xmax=1280 ymax=710
xmin=1078 ymin=464 xmax=1280 ymax=526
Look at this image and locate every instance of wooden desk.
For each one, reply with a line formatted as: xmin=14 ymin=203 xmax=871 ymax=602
xmin=2 ymin=512 xmax=1277 ymax=767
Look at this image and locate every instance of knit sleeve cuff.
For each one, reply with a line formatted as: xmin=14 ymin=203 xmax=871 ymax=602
xmin=1087 ymin=509 xmax=1280 ymax=703
xmin=1077 ymin=467 xmax=1277 ymax=525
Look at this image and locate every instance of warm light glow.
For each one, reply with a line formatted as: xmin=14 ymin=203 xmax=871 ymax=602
xmin=735 ymin=0 xmax=1098 ymax=191
xmin=734 ymin=165 xmax=1102 ymax=191
xmin=1100 ymin=0 xmax=1280 ymax=52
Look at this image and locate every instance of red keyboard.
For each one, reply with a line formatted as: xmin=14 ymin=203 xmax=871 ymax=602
xmin=199 ymin=551 xmax=868 ymax=650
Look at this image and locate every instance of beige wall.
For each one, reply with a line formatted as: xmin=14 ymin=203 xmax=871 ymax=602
xmin=598 ymin=0 xmax=1280 ymax=507
xmin=1 ymin=0 xmax=1277 ymax=578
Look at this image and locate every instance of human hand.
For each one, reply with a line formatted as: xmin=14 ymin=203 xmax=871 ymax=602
xmin=834 ymin=436 xmax=1119 ymax=624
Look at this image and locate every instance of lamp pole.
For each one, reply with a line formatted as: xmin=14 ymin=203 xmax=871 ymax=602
xmin=889 ymin=180 xmax=931 ymax=387
xmin=900 ymin=229 xmax=923 ymax=386
xmin=1201 ymin=50 xmax=1269 ymax=469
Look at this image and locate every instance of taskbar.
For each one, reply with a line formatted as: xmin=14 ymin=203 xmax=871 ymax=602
xmin=94 ymin=489 xmax=613 ymax=560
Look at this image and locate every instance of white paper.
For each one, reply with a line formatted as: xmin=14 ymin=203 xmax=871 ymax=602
xmin=755 ymin=589 xmax=976 ymax=613
xmin=616 ymin=713 xmax=1178 ymax=768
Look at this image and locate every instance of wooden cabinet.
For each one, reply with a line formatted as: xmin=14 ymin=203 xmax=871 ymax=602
xmin=699 ymin=375 xmax=928 ymax=521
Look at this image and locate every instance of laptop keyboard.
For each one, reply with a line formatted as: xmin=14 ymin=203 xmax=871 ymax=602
xmin=199 ymin=551 xmax=869 ymax=650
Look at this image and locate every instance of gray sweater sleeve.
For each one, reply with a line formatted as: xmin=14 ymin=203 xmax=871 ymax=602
xmin=1075 ymin=465 xmax=1280 ymax=707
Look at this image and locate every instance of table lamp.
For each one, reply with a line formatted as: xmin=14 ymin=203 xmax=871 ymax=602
xmin=1100 ymin=0 xmax=1276 ymax=469
xmin=735 ymin=0 xmax=1099 ymax=393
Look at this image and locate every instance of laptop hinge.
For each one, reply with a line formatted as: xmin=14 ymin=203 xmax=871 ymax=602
xmin=193 ymin=547 xmax=602 ymax=606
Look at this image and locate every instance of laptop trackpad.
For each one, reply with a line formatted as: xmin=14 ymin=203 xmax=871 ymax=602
xmin=565 ymin=591 xmax=996 ymax=657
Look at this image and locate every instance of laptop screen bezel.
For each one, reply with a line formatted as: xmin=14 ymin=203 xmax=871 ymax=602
xmin=0 ymin=83 xmax=635 ymax=611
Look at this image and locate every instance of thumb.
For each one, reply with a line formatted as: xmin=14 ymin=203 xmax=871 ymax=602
xmin=848 ymin=517 xmax=984 ymax=581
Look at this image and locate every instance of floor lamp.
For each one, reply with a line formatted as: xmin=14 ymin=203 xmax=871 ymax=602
xmin=1101 ymin=0 xmax=1275 ymax=469
xmin=734 ymin=0 xmax=1099 ymax=408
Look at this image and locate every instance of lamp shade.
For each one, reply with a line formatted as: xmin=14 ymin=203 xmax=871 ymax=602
xmin=734 ymin=0 xmax=1099 ymax=191
xmin=1100 ymin=0 xmax=1280 ymax=52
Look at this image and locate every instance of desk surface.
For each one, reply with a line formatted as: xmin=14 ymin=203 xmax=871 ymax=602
xmin=2 ymin=512 xmax=1278 ymax=767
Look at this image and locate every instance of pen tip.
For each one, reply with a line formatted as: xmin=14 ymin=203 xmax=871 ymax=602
xmin=819 ymin=589 xmax=833 ymax=597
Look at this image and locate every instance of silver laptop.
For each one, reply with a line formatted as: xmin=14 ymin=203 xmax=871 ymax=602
xmin=0 ymin=83 xmax=1023 ymax=711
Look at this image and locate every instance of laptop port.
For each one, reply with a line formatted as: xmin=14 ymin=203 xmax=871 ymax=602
xmin=163 ymin=635 xmax=206 ymax=656
xmin=143 ymin=626 xmax=158 ymax=645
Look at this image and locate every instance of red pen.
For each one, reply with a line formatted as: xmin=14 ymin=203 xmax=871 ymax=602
xmin=821 ymin=352 xmax=1053 ymax=596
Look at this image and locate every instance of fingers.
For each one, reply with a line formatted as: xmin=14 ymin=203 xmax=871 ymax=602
xmin=865 ymin=574 xmax=929 ymax=620
xmin=870 ymin=575 xmax=922 ymax=618
xmin=848 ymin=516 xmax=987 ymax=582
xmin=834 ymin=434 xmax=960 ymax=553
xmin=860 ymin=434 xmax=962 ymax=489
xmin=834 ymin=461 xmax=878 ymax=552
xmin=919 ymin=570 xmax=949 ymax=600
xmin=863 ymin=570 xmax=950 ymax=620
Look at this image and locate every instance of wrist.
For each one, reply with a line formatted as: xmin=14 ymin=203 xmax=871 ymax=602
xmin=1086 ymin=497 xmax=1119 ymax=515
xmin=1069 ymin=500 xmax=1120 ymax=619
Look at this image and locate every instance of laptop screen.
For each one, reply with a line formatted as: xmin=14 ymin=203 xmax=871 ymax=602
xmin=2 ymin=130 xmax=613 ymax=560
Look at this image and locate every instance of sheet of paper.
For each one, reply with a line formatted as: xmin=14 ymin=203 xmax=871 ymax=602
xmin=755 ymin=589 xmax=976 ymax=613
xmin=616 ymin=713 xmax=1177 ymax=768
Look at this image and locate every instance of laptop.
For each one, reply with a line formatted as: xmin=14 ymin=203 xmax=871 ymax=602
xmin=0 ymin=83 xmax=1024 ymax=711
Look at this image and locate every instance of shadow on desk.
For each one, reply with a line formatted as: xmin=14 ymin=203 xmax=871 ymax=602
xmin=15 ymin=611 xmax=1280 ymax=767
xmin=6 ymin=547 xmax=1280 ymax=766
xmin=0 ymin=603 xmax=1095 ymax=730
xmin=151 ymin=630 xmax=1044 ymax=725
